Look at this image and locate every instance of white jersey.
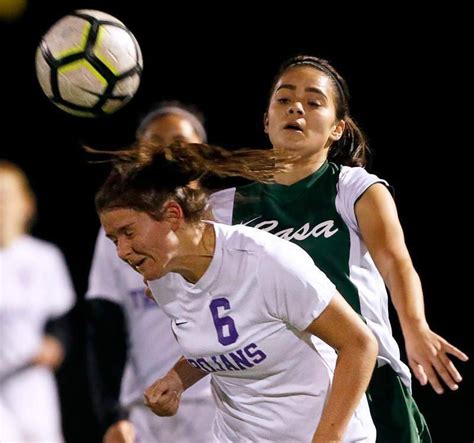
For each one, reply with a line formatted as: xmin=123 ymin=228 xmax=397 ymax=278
xmin=86 ymin=228 xmax=215 ymax=442
xmin=0 ymin=235 xmax=75 ymax=442
xmin=149 ymin=223 xmax=376 ymax=443
xmin=210 ymin=164 xmax=411 ymax=389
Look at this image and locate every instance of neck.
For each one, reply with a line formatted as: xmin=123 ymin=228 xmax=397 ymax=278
xmin=274 ymin=149 xmax=328 ymax=185
xmin=0 ymin=228 xmax=23 ymax=249
xmin=172 ymin=222 xmax=216 ymax=284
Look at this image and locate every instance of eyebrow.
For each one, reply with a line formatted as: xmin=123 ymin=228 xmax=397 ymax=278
xmin=105 ymin=223 xmax=133 ymax=240
xmin=276 ymin=84 xmax=328 ymax=99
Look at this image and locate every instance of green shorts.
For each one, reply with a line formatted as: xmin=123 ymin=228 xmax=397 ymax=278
xmin=366 ymin=364 xmax=431 ymax=443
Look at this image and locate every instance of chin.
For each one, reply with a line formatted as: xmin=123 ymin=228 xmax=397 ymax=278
xmin=144 ymin=269 xmax=164 ymax=281
xmin=278 ymin=135 xmax=303 ymax=146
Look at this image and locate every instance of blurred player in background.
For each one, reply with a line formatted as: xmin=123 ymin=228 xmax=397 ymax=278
xmin=86 ymin=101 xmax=215 ymax=443
xmin=0 ymin=160 xmax=75 ymax=442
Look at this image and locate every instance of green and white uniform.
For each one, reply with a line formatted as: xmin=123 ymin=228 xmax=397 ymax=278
xmin=211 ymin=161 xmax=430 ymax=442
xmin=212 ymin=161 xmax=410 ymax=385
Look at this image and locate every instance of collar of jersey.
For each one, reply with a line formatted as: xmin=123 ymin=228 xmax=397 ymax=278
xmin=261 ymin=160 xmax=329 ymax=200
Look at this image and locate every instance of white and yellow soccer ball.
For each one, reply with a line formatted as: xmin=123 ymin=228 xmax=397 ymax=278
xmin=35 ymin=10 xmax=143 ymax=117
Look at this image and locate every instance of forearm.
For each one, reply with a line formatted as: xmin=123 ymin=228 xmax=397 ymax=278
xmin=168 ymin=356 xmax=208 ymax=391
xmin=384 ymin=257 xmax=428 ymax=333
xmin=30 ymin=335 xmax=65 ymax=370
xmin=312 ymin=335 xmax=378 ymax=442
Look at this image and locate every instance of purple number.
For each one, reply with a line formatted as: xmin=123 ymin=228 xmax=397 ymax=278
xmin=210 ymin=298 xmax=239 ymax=346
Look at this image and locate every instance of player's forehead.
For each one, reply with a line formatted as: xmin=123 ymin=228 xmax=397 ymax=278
xmin=100 ymin=208 xmax=140 ymax=235
xmin=141 ymin=116 xmax=202 ymax=146
xmin=274 ymin=66 xmax=334 ymax=98
xmin=143 ymin=114 xmax=196 ymax=135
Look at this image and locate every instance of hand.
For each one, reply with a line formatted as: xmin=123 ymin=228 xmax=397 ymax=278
xmin=31 ymin=335 xmax=65 ymax=370
xmin=103 ymin=420 xmax=135 ymax=443
xmin=404 ymin=324 xmax=469 ymax=394
xmin=144 ymin=374 xmax=182 ymax=416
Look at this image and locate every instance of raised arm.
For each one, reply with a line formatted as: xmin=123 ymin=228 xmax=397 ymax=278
xmin=355 ymin=183 xmax=468 ymax=393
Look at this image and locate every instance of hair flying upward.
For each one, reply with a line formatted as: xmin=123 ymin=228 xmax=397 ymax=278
xmin=93 ymin=142 xmax=290 ymax=222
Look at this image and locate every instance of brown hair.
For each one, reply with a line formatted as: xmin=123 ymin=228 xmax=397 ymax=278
xmin=92 ymin=142 xmax=290 ymax=222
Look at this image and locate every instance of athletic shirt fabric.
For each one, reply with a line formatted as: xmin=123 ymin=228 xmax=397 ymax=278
xmin=210 ymin=161 xmax=411 ymax=388
xmin=148 ymin=222 xmax=376 ymax=443
xmin=86 ymin=228 xmax=212 ymax=404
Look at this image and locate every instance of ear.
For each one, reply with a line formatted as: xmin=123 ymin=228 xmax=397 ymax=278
xmin=162 ymin=200 xmax=184 ymax=231
xmin=263 ymin=112 xmax=269 ymax=134
xmin=330 ymin=119 xmax=345 ymax=141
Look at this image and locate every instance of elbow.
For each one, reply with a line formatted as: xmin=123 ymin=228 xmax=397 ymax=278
xmin=363 ymin=329 xmax=379 ymax=367
xmin=353 ymin=327 xmax=378 ymax=367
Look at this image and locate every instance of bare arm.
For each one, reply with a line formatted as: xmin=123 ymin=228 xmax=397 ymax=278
xmin=355 ymin=183 xmax=468 ymax=393
xmin=307 ymin=292 xmax=378 ymax=443
xmin=144 ymin=357 xmax=208 ymax=416
xmin=31 ymin=335 xmax=65 ymax=370
xmin=103 ymin=420 xmax=135 ymax=443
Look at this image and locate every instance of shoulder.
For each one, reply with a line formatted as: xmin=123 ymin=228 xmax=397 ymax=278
xmin=337 ymin=165 xmax=388 ymax=198
xmin=216 ymin=222 xmax=289 ymax=250
xmin=334 ymin=166 xmax=390 ymax=230
xmin=215 ymin=222 xmax=312 ymax=273
xmin=21 ymin=235 xmax=64 ymax=259
xmin=339 ymin=165 xmax=381 ymax=185
xmin=209 ymin=187 xmax=237 ymax=224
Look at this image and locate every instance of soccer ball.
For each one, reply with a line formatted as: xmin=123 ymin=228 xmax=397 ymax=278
xmin=35 ymin=10 xmax=143 ymax=117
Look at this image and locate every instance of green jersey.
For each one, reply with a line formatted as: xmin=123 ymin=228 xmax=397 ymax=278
xmin=211 ymin=161 xmax=411 ymax=388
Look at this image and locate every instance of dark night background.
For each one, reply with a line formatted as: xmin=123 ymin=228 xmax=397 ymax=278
xmin=1 ymin=2 xmax=472 ymax=442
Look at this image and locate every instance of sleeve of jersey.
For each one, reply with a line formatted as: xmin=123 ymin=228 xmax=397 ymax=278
xmin=335 ymin=166 xmax=389 ymax=232
xmin=208 ymin=187 xmax=237 ymax=225
xmin=260 ymin=242 xmax=338 ymax=331
xmin=86 ymin=228 xmax=123 ymax=304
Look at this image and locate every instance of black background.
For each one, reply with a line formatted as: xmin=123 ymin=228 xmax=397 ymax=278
xmin=1 ymin=2 xmax=472 ymax=442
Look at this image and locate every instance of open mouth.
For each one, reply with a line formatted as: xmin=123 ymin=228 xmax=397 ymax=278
xmin=284 ymin=122 xmax=304 ymax=133
xmin=130 ymin=258 xmax=146 ymax=271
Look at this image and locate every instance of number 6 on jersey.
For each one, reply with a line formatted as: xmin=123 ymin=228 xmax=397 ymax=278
xmin=210 ymin=298 xmax=239 ymax=346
